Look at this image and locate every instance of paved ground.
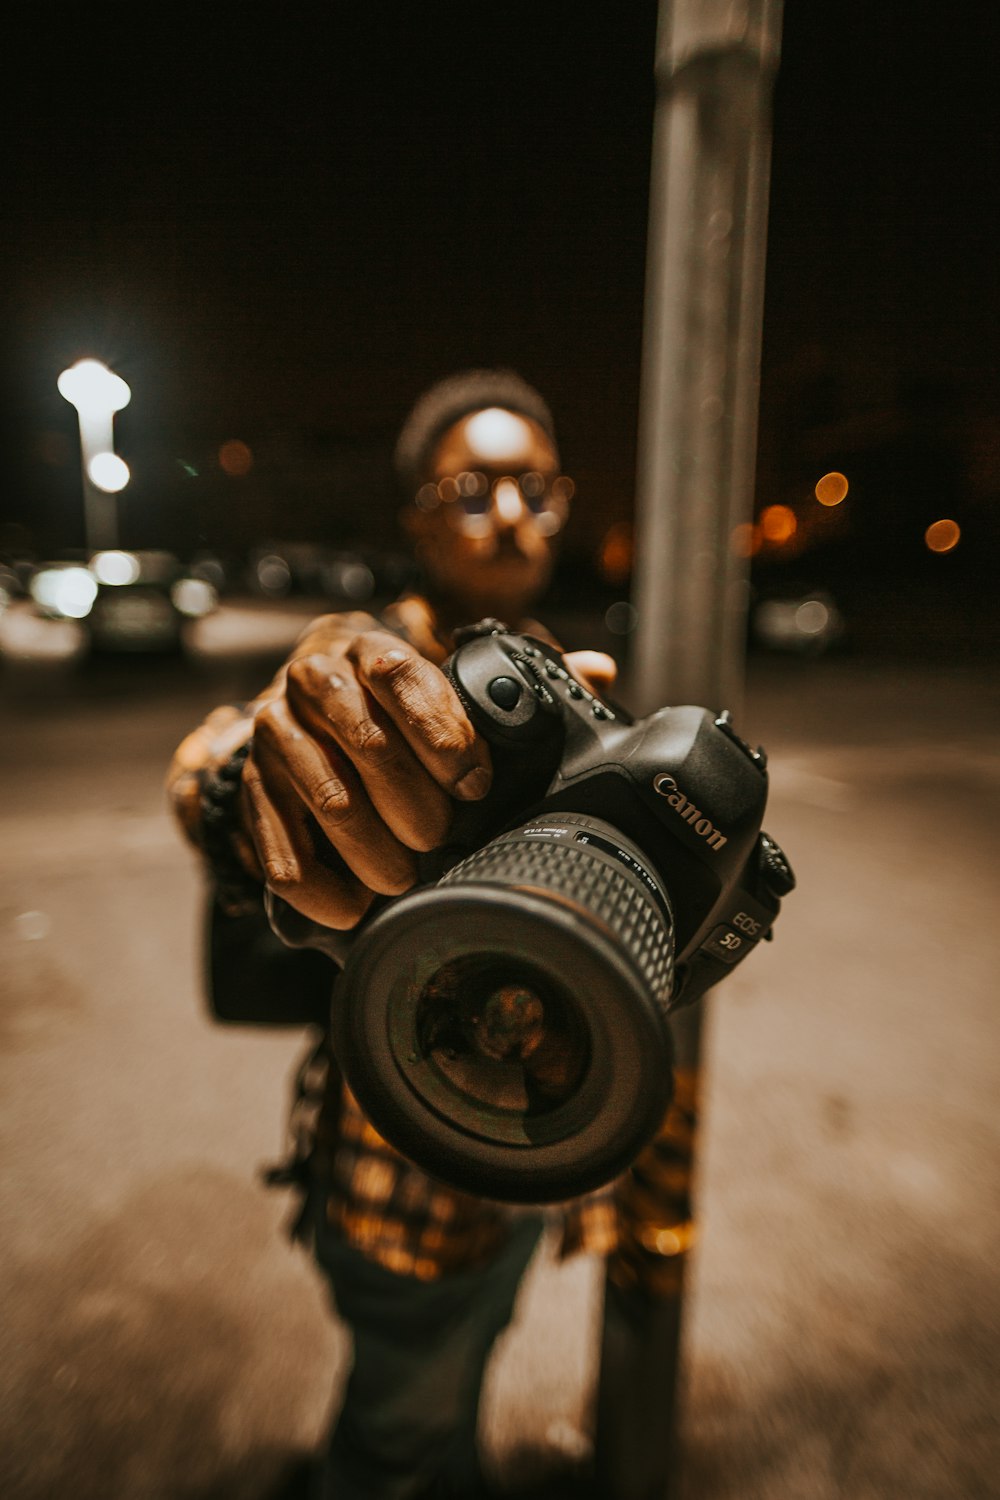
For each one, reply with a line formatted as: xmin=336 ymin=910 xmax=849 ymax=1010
xmin=1 ymin=600 xmax=997 ymax=1498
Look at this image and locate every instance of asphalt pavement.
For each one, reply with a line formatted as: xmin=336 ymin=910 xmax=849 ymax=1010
xmin=1 ymin=600 xmax=997 ymax=1499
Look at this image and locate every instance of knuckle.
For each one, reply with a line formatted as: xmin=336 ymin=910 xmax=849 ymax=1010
xmin=284 ymin=655 xmax=312 ymax=691
xmin=423 ymin=715 xmax=475 ymax=759
xmin=345 ymin=717 xmax=394 ymax=763
xmin=314 ymin=777 xmax=354 ymax=823
xmin=286 ymin=653 xmax=330 ymax=693
xmin=364 ymin=647 xmax=424 ymax=689
xmin=251 ymin=701 xmax=286 ymax=747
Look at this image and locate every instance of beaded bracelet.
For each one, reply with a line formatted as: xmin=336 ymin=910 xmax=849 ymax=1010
xmin=198 ymin=740 xmax=264 ymax=914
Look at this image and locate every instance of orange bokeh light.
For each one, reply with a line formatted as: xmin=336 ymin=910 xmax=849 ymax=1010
xmin=924 ymin=518 xmax=961 ymax=553
xmin=218 ymin=440 xmax=254 ymax=477
xmin=815 ymin=471 xmax=849 ymax=506
xmin=760 ymin=504 xmax=798 ymax=545
xmin=598 ymin=521 xmax=634 ymax=585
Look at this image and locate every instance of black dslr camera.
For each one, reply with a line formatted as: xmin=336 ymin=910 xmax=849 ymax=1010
xmin=284 ymin=621 xmax=794 ymax=1204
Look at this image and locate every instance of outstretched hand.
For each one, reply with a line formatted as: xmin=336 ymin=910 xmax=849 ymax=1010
xmin=240 ymin=618 xmax=616 ymax=930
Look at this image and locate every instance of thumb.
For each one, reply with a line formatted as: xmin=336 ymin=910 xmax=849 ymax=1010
xmin=563 ymin=649 xmax=618 ymax=695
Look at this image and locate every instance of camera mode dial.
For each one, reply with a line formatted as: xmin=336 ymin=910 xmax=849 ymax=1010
xmin=758 ymin=832 xmax=796 ymax=897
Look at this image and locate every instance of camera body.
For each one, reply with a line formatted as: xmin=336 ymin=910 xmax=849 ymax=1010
xmin=434 ymin=620 xmax=794 ymax=1010
xmin=277 ymin=620 xmax=793 ymax=1203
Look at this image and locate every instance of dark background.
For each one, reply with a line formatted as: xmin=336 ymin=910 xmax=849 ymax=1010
xmin=6 ymin=3 xmax=999 ymax=642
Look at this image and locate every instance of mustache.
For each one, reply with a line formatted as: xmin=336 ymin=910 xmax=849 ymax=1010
xmin=491 ymin=533 xmax=532 ymax=560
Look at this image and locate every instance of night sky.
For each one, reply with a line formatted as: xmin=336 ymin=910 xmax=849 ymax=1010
xmin=6 ymin=4 xmax=998 ymax=595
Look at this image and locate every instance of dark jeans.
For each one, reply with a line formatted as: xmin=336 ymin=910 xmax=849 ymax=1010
xmin=311 ymin=1208 xmax=544 ymax=1500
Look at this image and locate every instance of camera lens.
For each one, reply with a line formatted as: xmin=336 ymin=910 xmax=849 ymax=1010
xmin=415 ymin=957 xmax=589 ymax=1114
xmin=332 ymin=813 xmax=675 ymax=1203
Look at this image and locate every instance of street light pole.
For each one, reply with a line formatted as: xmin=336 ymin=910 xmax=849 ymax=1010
xmin=630 ymin=0 xmax=781 ymax=720
xmin=596 ymin=5 xmax=783 ymax=1496
xmin=57 ymin=359 xmax=132 ymax=553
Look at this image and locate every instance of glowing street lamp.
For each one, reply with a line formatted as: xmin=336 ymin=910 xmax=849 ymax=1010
xmin=57 ymin=358 xmax=131 ymax=551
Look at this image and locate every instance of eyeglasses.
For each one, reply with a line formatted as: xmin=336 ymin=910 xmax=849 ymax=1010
xmin=414 ymin=470 xmax=575 ymax=536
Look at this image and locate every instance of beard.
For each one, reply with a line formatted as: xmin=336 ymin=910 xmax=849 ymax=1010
xmin=421 ymin=526 xmax=556 ymax=626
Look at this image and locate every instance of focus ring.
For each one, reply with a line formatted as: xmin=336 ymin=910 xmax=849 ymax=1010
xmin=440 ymin=821 xmax=674 ymax=1013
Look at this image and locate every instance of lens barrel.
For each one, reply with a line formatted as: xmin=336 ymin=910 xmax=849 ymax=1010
xmin=332 ymin=813 xmax=675 ymax=1203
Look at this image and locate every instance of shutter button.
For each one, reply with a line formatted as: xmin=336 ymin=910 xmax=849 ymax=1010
xmin=488 ymin=676 xmax=523 ymax=710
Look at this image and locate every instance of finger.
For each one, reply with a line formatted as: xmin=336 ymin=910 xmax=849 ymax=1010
xmin=564 ymin=649 xmax=618 ymax=694
xmin=240 ymin=750 xmax=374 ymax=930
xmin=253 ymin=699 xmax=419 ymax=897
xmin=349 ymin=633 xmax=493 ymax=801
xmin=284 ymin=654 xmax=454 ymax=852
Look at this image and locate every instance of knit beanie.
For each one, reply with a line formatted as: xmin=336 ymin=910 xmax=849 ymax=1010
xmin=394 ymin=368 xmax=558 ymax=491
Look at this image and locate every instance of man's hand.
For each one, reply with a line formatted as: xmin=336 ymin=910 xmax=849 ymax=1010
xmin=242 ymin=625 xmax=494 ymax=929
xmin=239 ymin=615 xmax=617 ymax=931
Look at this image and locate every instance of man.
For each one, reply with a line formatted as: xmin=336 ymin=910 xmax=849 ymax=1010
xmin=168 ymin=370 xmax=694 ymax=1499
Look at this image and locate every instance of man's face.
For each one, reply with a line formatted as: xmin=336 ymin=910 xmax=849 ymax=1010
xmin=404 ymin=407 xmax=572 ymax=623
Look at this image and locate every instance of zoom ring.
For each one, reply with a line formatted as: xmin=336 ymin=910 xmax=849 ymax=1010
xmin=440 ymin=827 xmax=674 ymax=1013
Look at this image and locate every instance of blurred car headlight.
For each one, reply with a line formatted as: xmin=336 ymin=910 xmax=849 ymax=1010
xmin=30 ymin=566 xmax=99 ymax=619
xmin=91 ymin=550 xmax=141 ymax=586
xmin=323 ymin=559 xmax=375 ymax=601
xmin=753 ymin=592 xmax=844 ymax=653
xmin=255 ymin=554 xmax=292 ymax=595
xmin=171 ymin=577 xmax=218 ymax=618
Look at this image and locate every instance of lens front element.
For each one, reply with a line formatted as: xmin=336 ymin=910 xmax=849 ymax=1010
xmin=416 ymin=957 xmax=590 ymax=1115
xmin=332 ymin=814 xmax=675 ymax=1203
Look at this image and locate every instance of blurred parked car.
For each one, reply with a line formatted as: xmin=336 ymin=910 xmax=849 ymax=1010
xmin=29 ymin=550 xmax=217 ymax=654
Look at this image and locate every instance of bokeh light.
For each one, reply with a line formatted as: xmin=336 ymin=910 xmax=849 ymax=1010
xmin=760 ymin=505 xmax=798 ymax=544
xmin=218 ymin=440 xmax=254 ymax=477
xmin=324 ymin=560 xmax=375 ymax=601
xmin=88 ymin=453 xmax=131 ymax=492
xmin=255 ymin=555 xmax=292 ymax=595
xmin=924 ymin=518 xmax=961 ymax=553
xmin=92 ymin=550 xmax=140 ymax=586
xmin=815 ymin=471 xmax=849 ymax=506
xmin=534 ymin=509 xmax=564 ymax=537
xmin=795 ymin=599 xmax=830 ymax=635
xmin=171 ymin=578 xmax=217 ymax=617
xmin=30 ymin=567 xmax=98 ymax=619
xmin=598 ymin=522 xmax=633 ymax=585
xmin=57 ymin=359 xmax=131 ymax=416
xmin=605 ymin=600 xmax=638 ymax=635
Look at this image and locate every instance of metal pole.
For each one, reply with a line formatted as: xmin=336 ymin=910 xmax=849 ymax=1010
xmin=596 ymin=5 xmax=782 ymax=1496
xmin=629 ymin=0 xmax=781 ymax=720
xmin=78 ymin=411 xmax=119 ymax=553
